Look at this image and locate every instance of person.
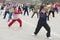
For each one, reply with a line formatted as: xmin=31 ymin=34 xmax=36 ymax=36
xmin=18 ymin=6 xmax=22 ymax=14
xmin=8 ymin=7 xmax=22 ymax=28
xmin=46 ymin=3 xmax=55 ymax=21
xmin=31 ymin=4 xmax=39 ymax=18
xmin=32 ymin=6 xmax=51 ymax=40
xmin=23 ymin=4 xmax=29 ymax=16
xmin=8 ymin=4 xmax=14 ymax=22
xmin=3 ymin=4 xmax=10 ymax=21
xmin=53 ymin=2 xmax=58 ymax=13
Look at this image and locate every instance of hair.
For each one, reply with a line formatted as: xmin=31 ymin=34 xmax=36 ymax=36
xmin=40 ymin=4 xmax=45 ymax=11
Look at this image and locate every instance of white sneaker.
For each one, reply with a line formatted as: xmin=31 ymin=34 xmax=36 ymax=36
xmin=47 ymin=37 xmax=52 ymax=40
xmin=32 ymin=33 xmax=36 ymax=36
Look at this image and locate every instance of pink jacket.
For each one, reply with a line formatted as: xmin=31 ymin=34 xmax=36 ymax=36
xmin=53 ymin=4 xmax=58 ymax=8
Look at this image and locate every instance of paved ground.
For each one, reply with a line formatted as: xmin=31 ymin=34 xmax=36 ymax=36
xmin=0 ymin=10 xmax=60 ymax=40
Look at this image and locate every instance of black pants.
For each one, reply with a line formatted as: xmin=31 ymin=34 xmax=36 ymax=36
xmin=3 ymin=11 xmax=9 ymax=19
xmin=8 ymin=12 xmax=13 ymax=22
xmin=48 ymin=10 xmax=55 ymax=20
xmin=31 ymin=12 xmax=38 ymax=18
xmin=53 ymin=8 xmax=58 ymax=13
xmin=34 ymin=21 xmax=51 ymax=37
xmin=24 ymin=10 xmax=29 ymax=15
xmin=3 ymin=11 xmax=12 ymax=22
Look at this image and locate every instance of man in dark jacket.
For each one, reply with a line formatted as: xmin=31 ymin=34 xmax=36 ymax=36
xmin=23 ymin=4 xmax=29 ymax=16
xmin=32 ymin=6 xmax=51 ymax=40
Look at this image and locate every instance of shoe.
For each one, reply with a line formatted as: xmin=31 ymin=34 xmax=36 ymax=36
xmin=47 ymin=37 xmax=52 ymax=40
xmin=8 ymin=26 xmax=10 ymax=28
xmin=20 ymin=25 xmax=22 ymax=28
xmin=8 ymin=25 xmax=10 ymax=28
xmin=32 ymin=33 xmax=36 ymax=36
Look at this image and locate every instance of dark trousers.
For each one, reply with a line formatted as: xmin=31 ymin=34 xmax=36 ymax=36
xmin=48 ymin=10 xmax=55 ymax=20
xmin=31 ymin=12 xmax=38 ymax=18
xmin=3 ymin=11 xmax=9 ymax=19
xmin=8 ymin=12 xmax=13 ymax=22
xmin=24 ymin=10 xmax=29 ymax=15
xmin=3 ymin=11 xmax=12 ymax=22
xmin=34 ymin=21 xmax=51 ymax=37
xmin=53 ymin=8 xmax=58 ymax=13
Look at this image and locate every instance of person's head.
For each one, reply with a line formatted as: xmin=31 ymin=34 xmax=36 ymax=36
xmin=14 ymin=7 xmax=17 ymax=10
xmin=41 ymin=6 xmax=47 ymax=13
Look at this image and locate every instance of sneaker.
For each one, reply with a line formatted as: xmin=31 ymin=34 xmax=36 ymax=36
xmin=47 ymin=37 xmax=52 ymax=40
xmin=32 ymin=33 xmax=36 ymax=36
xmin=8 ymin=25 xmax=10 ymax=28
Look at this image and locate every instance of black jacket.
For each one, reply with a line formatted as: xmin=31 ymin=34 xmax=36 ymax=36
xmin=38 ymin=11 xmax=47 ymax=24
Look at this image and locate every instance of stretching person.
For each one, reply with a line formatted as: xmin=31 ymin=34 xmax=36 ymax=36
xmin=8 ymin=7 xmax=22 ymax=28
xmin=3 ymin=4 xmax=12 ymax=22
xmin=46 ymin=3 xmax=55 ymax=21
xmin=23 ymin=4 xmax=29 ymax=16
xmin=8 ymin=4 xmax=14 ymax=22
xmin=53 ymin=2 xmax=58 ymax=13
xmin=32 ymin=6 xmax=51 ymax=40
xmin=3 ymin=4 xmax=10 ymax=19
xmin=31 ymin=4 xmax=39 ymax=18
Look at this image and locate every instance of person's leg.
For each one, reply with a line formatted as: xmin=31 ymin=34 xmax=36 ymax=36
xmin=51 ymin=11 xmax=55 ymax=17
xmin=17 ymin=18 xmax=22 ymax=27
xmin=8 ymin=19 xmax=16 ymax=27
xmin=3 ymin=11 xmax=8 ymax=19
xmin=8 ymin=12 xmax=13 ymax=22
xmin=34 ymin=21 xmax=42 ymax=35
xmin=0 ymin=10 xmax=3 ymax=15
xmin=48 ymin=11 xmax=51 ymax=20
xmin=36 ymin=12 xmax=39 ymax=18
xmin=27 ymin=10 xmax=29 ymax=15
xmin=31 ymin=12 xmax=35 ymax=18
xmin=34 ymin=24 xmax=42 ymax=35
xmin=55 ymin=8 xmax=58 ymax=13
xmin=43 ymin=23 xmax=51 ymax=37
xmin=24 ymin=10 xmax=26 ymax=15
xmin=32 ymin=8 xmax=34 ymax=12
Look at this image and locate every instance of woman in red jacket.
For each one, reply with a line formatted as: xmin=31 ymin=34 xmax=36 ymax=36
xmin=8 ymin=6 xmax=22 ymax=28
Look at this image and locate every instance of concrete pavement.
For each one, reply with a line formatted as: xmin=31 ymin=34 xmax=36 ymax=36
xmin=0 ymin=11 xmax=60 ymax=40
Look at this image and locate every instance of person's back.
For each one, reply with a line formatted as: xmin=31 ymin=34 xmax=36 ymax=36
xmin=25 ymin=5 xmax=28 ymax=10
xmin=23 ymin=4 xmax=28 ymax=10
xmin=34 ymin=5 xmax=38 ymax=12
